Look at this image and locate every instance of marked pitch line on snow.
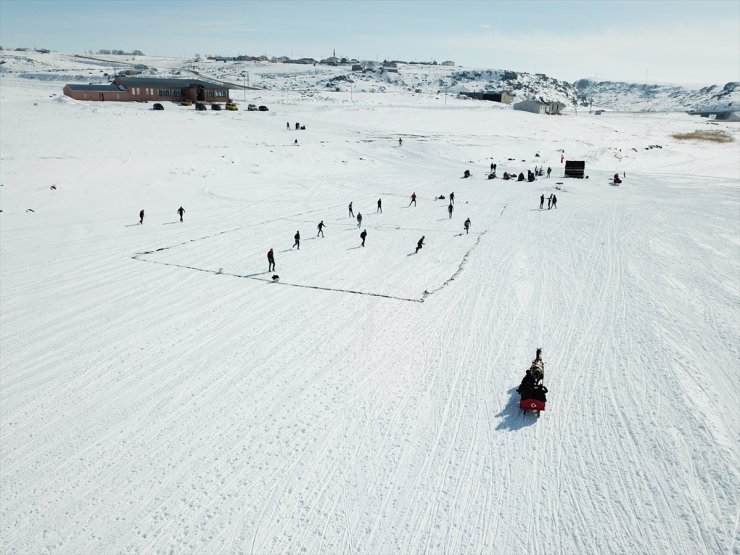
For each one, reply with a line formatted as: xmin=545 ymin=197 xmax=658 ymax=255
xmin=423 ymin=230 xmax=487 ymax=299
xmin=131 ymin=212 xmax=486 ymax=303
xmin=130 ymin=256 xmax=424 ymax=303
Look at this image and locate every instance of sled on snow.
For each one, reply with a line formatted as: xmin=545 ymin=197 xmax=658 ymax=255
xmin=519 ymin=397 xmax=546 ymax=416
xmin=517 ymin=350 xmax=548 ymax=417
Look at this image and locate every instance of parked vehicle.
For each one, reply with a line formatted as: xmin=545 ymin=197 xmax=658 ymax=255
xmin=195 ymin=102 xmax=207 ymax=111
xmin=247 ymin=104 xmax=258 ymax=111
xmin=211 ymin=103 xmax=222 ymax=111
xmin=225 ymin=101 xmax=238 ymax=111
xmin=152 ymin=103 xmax=164 ymax=110
xmin=181 ymin=99 xmax=193 ymax=106
xmin=258 ymin=105 xmax=269 ymax=111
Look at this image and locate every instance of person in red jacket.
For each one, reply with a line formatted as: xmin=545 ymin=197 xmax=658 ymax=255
xmin=267 ymin=248 xmax=275 ymax=271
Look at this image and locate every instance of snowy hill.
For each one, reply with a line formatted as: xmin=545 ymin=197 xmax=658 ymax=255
xmin=2 ymin=49 xmax=738 ymax=112
xmin=1 ymin=50 xmax=739 ymax=554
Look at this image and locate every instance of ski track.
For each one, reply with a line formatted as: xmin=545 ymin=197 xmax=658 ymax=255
xmin=1 ymin=74 xmax=739 ymax=554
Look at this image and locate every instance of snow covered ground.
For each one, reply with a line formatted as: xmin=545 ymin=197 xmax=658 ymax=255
xmin=1 ymin=58 xmax=739 ymax=554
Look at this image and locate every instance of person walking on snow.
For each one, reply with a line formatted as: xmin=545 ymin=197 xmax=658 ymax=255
xmin=449 ymin=192 xmax=455 ymax=205
xmin=547 ymin=195 xmax=552 ymax=210
xmin=464 ymin=218 xmax=471 ymax=234
xmin=360 ymin=229 xmax=367 ymax=247
xmin=552 ymin=194 xmax=558 ymax=209
xmin=409 ymin=192 xmax=417 ymax=207
xmin=286 ymin=121 xmax=290 ymax=130
xmin=357 ymin=212 xmax=363 ymax=228
xmin=267 ymin=248 xmax=275 ymax=271
xmin=448 ymin=203 xmax=454 ymax=219
xmin=560 ymin=153 xmax=564 ymax=163
xmin=547 ymin=166 xmax=552 ymax=178
xmin=377 ymin=198 xmax=382 ymax=213
xmin=348 ymin=202 xmax=354 ymax=217
xmin=415 ymin=236 xmax=425 ymax=253
xmin=177 ymin=206 xmax=185 ymax=222
xmin=139 ymin=209 xmax=145 ymax=224
xmin=317 ymin=220 xmax=325 ymax=237
xmin=540 ymin=194 xmax=545 ymax=209
xmin=490 ymin=162 xmax=494 ymax=172
xmin=399 ymin=137 xmax=403 ymax=146
xmin=293 ymin=230 xmax=301 ymax=249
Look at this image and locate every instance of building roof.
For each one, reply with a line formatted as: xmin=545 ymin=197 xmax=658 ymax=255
xmin=115 ymin=76 xmax=226 ymax=89
xmin=65 ymin=84 xmax=126 ymax=92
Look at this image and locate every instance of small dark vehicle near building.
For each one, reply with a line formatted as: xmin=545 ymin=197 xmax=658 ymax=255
xmin=211 ymin=103 xmax=222 ymax=111
xmin=152 ymin=103 xmax=164 ymax=110
xmin=247 ymin=104 xmax=258 ymax=111
xmin=195 ymin=102 xmax=207 ymax=111
xmin=258 ymin=105 xmax=269 ymax=111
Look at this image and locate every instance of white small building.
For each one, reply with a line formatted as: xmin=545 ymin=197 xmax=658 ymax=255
xmin=513 ymin=100 xmax=565 ymax=115
xmin=441 ymin=60 xmax=455 ymax=66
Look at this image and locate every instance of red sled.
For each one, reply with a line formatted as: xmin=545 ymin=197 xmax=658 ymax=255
xmin=520 ymin=398 xmax=546 ymax=416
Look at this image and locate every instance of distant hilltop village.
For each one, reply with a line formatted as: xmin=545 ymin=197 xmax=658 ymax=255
xmin=205 ymin=54 xmax=456 ymax=69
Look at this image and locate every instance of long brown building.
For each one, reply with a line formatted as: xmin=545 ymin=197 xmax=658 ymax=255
xmin=63 ymin=77 xmax=230 ymax=103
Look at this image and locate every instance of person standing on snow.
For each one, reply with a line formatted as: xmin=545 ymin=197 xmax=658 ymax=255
xmin=292 ymin=230 xmax=301 ymax=249
xmin=449 ymin=192 xmax=455 ymax=205
xmin=547 ymin=166 xmax=552 ymax=178
xmin=415 ymin=236 xmax=425 ymax=253
xmin=177 ymin=206 xmax=185 ymax=222
xmin=348 ymin=202 xmax=354 ymax=217
xmin=464 ymin=218 xmax=471 ymax=234
xmin=360 ymin=229 xmax=367 ymax=247
xmin=547 ymin=195 xmax=553 ymax=210
xmin=377 ymin=198 xmax=382 ymax=213
xmin=540 ymin=194 xmax=545 ymax=209
xmin=409 ymin=192 xmax=417 ymax=207
xmin=356 ymin=212 xmax=363 ymax=228
xmin=139 ymin=209 xmax=145 ymax=224
xmin=552 ymin=194 xmax=558 ymax=209
xmin=317 ymin=220 xmax=325 ymax=237
xmin=267 ymin=248 xmax=275 ymax=271
xmin=448 ymin=203 xmax=454 ymax=219
xmin=399 ymin=137 xmax=403 ymax=146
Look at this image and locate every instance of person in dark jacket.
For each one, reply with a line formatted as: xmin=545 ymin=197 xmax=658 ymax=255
xmin=547 ymin=195 xmax=552 ymax=209
xmin=547 ymin=166 xmax=552 ymax=178
xmin=415 ymin=236 xmax=425 ymax=253
xmin=464 ymin=218 xmax=471 ymax=234
xmin=292 ymin=230 xmax=300 ymax=249
xmin=448 ymin=203 xmax=454 ymax=219
xmin=552 ymin=194 xmax=558 ymax=209
xmin=267 ymin=248 xmax=275 ymax=271
xmin=409 ymin=192 xmax=416 ymax=206
xmin=317 ymin=220 xmax=325 ymax=237
xmin=517 ymin=370 xmax=535 ymax=394
xmin=139 ymin=209 xmax=145 ymax=224
xmin=360 ymin=229 xmax=367 ymax=247
xmin=377 ymin=198 xmax=382 ymax=213
xmin=348 ymin=202 xmax=354 ymax=217
xmin=540 ymin=194 xmax=544 ymax=209
xmin=449 ymin=191 xmax=455 ymax=205
xmin=356 ymin=212 xmax=362 ymax=228
xmin=177 ymin=206 xmax=185 ymax=222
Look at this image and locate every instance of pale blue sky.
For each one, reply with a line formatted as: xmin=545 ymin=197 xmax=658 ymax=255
xmin=1 ymin=0 xmax=738 ymax=84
